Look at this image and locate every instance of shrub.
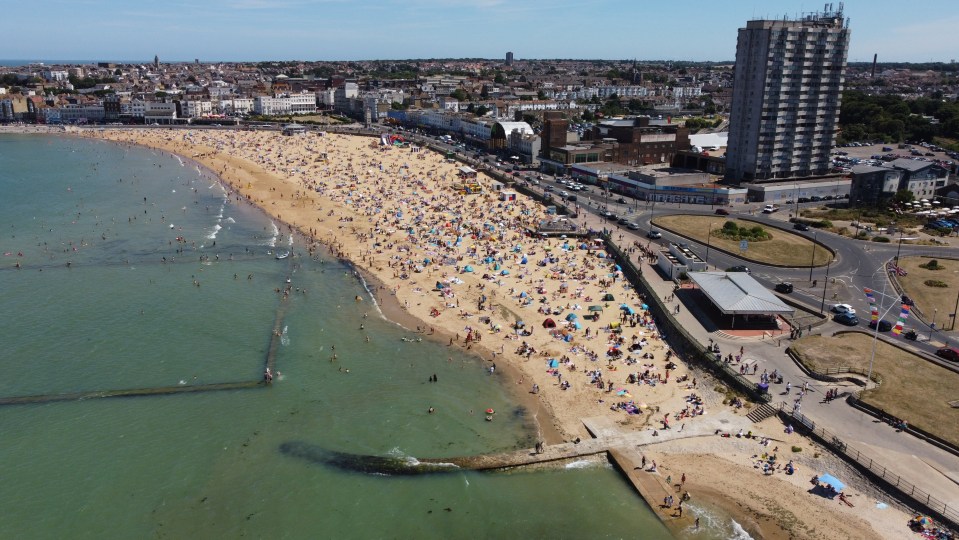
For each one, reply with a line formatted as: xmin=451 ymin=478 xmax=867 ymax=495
xmin=872 ymin=236 xmax=891 ymax=243
xmin=921 ymin=259 xmax=941 ymax=270
xmin=722 ymin=221 xmax=738 ymax=233
xmin=924 ymin=279 xmax=948 ymax=288
xmin=791 ymin=446 xmax=803 ymax=453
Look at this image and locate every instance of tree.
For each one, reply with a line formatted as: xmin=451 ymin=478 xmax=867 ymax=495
xmin=475 ymin=105 xmax=490 ymax=117
xmin=450 ymin=88 xmax=468 ymax=101
xmin=494 ymin=72 xmax=506 ymax=84
xmin=893 ymin=189 xmax=915 ymax=205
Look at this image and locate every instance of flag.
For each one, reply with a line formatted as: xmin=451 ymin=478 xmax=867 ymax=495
xmin=892 ymin=304 xmax=911 ymax=336
xmin=864 ymin=288 xmax=879 ymax=321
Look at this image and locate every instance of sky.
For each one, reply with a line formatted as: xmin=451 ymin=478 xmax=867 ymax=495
xmin=4 ymin=0 xmax=958 ymax=64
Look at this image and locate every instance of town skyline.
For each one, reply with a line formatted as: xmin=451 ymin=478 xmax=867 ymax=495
xmin=5 ymin=0 xmax=958 ymax=64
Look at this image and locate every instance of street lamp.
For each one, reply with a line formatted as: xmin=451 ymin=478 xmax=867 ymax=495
xmin=808 ymin=232 xmax=818 ymax=282
xmin=705 ymin=223 xmax=712 ymax=264
xmin=894 ymin=229 xmax=905 ymax=262
xmin=929 ymin=308 xmax=938 ymax=340
xmin=820 ymin=259 xmax=832 ymax=314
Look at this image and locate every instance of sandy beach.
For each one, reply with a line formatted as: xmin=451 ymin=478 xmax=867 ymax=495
xmin=72 ymin=126 xmax=915 ymax=539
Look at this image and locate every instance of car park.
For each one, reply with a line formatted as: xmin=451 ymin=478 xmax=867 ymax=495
xmin=868 ymin=320 xmax=893 ymax=332
xmin=831 ymin=303 xmax=855 ymax=315
xmin=774 ymin=282 xmax=794 ymax=293
xmin=833 ymin=312 xmax=860 ymax=326
xmin=935 ymin=348 xmax=959 ymax=362
xmin=647 ymin=230 xmax=662 ymax=239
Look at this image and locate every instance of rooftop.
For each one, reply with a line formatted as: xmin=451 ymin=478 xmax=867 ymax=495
xmin=689 ymin=272 xmax=794 ymax=316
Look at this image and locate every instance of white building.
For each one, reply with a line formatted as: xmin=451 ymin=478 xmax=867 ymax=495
xmin=220 ymin=97 xmax=255 ymax=115
xmin=254 ymin=93 xmax=317 ymax=116
xmin=58 ymin=104 xmax=106 ymax=123
xmin=43 ymin=70 xmax=69 ymax=82
xmin=143 ymin=102 xmax=178 ymax=124
xmin=180 ymin=100 xmax=213 ymax=118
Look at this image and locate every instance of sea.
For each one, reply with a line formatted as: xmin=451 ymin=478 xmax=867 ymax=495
xmin=0 ymin=134 xmax=747 ymax=539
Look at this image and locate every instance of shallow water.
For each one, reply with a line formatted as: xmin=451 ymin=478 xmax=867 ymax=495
xmin=0 ymin=134 xmax=679 ymax=539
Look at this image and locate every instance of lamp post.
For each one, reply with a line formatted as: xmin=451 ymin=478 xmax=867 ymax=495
xmin=808 ymin=232 xmax=818 ymax=282
xmin=794 ymin=183 xmax=800 ymax=217
xmin=866 ymin=268 xmax=900 ymax=388
xmin=894 ymin=229 xmax=905 ymax=262
xmin=820 ymin=259 xmax=831 ymax=314
xmin=929 ymin=308 xmax=938 ymax=341
xmin=705 ymin=223 xmax=713 ymax=264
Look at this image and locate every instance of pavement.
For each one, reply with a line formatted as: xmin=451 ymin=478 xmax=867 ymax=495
xmin=637 ymin=254 xmax=959 ymax=511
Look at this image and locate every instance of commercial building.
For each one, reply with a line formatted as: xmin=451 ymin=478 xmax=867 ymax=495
xmin=849 ymin=159 xmax=950 ymax=205
xmin=725 ymin=8 xmax=850 ymax=182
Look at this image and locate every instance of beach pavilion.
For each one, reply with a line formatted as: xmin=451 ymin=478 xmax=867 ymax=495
xmin=687 ymin=272 xmax=794 ymax=330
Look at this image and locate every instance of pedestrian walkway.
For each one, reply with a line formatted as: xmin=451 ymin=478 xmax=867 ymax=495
xmin=634 ymin=253 xmax=959 ymax=514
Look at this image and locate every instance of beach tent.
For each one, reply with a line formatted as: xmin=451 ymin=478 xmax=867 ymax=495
xmin=542 ymin=318 xmax=557 ymax=328
xmin=602 ymin=293 xmax=615 ymax=301
xmin=818 ymin=473 xmax=845 ymax=492
xmin=565 ymin=313 xmax=578 ymax=321
xmin=588 ymin=305 xmax=604 ymax=312
xmin=548 ymin=359 xmax=559 ymax=368
xmin=572 ymin=321 xmax=582 ymax=330
xmin=462 ymin=265 xmax=474 ymax=273
xmin=435 ymin=281 xmax=446 ymax=289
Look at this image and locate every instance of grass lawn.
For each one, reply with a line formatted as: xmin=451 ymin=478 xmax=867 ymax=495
xmin=792 ymin=333 xmax=959 ymax=447
xmin=897 ymin=256 xmax=959 ymax=324
xmin=652 ymin=215 xmax=833 ymax=267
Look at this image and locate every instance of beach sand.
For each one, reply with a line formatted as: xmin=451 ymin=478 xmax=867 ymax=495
xmin=75 ymin=127 xmax=914 ymax=539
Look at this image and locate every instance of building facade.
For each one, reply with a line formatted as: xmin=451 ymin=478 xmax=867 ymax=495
xmin=725 ymin=8 xmax=850 ymax=182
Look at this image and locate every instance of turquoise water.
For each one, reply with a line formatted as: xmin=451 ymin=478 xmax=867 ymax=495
xmin=0 ymin=135 xmax=674 ymax=539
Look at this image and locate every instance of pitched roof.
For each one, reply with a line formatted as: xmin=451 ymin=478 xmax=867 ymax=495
xmin=688 ymin=272 xmax=794 ymax=315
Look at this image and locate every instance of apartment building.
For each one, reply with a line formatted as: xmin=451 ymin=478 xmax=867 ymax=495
xmin=725 ymin=7 xmax=850 ymax=182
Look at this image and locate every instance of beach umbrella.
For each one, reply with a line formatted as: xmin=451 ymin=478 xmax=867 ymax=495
xmin=916 ymin=516 xmax=934 ymax=529
xmin=565 ymin=313 xmax=578 ymax=321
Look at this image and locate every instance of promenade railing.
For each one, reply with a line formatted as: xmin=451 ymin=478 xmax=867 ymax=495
xmin=775 ymin=402 xmax=958 ymax=531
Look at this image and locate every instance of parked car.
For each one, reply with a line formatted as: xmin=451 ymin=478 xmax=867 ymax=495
xmin=793 ymin=223 xmax=810 ymax=231
xmin=626 ymin=222 xmax=640 ymax=231
xmin=647 ymin=230 xmax=662 ymax=239
xmin=868 ymin=320 xmax=893 ymax=332
xmin=727 ymin=265 xmax=750 ymax=273
xmin=601 ymin=210 xmax=616 ymax=218
xmin=831 ymin=303 xmax=856 ymax=314
xmin=901 ymin=295 xmax=915 ymax=306
xmin=833 ymin=312 xmax=860 ymax=326
xmin=616 ymin=197 xmax=627 ymax=204
xmin=902 ymin=329 xmax=918 ymax=341
xmin=617 ymin=217 xmax=630 ymax=225
xmin=774 ymin=282 xmax=794 ymax=293
xmin=715 ymin=208 xmax=729 ymax=215
xmin=935 ymin=348 xmax=959 ymax=362
xmin=544 ymin=186 xmax=554 ymax=192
